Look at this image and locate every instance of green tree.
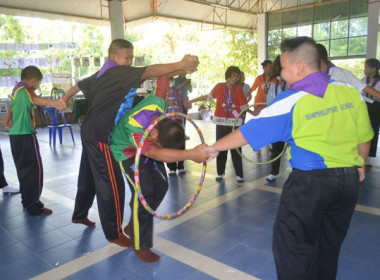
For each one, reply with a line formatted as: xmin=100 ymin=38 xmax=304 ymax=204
xmin=268 ymin=29 xmax=282 ymax=61
xmin=0 ymin=15 xmax=26 ymax=78
xmin=224 ymin=30 xmax=258 ymax=78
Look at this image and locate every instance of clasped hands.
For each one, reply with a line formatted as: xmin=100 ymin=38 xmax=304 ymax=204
xmin=181 ymin=54 xmax=199 ymax=74
xmin=53 ymin=98 xmax=67 ymax=112
xmin=191 ymin=143 xmax=219 ymax=164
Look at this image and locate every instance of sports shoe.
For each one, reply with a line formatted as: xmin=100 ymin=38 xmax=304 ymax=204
xmin=168 ymin=170 xmax=176 ymax=175
xmin=266 ymin=174 xmax=277 ymax=182
xmin=2 ymin=186 xmax=20 ymax=195
xmin=178 ymin=169 xmax=186 ymax=174
xmin=215 ymin=174 xmax=224 ymax=182
xmin=237 ymin=176 xmax=244 ymax=183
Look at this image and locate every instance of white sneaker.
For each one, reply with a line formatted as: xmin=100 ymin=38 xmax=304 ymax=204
xmin=266 ymin=174 xmax=277 ymax=182
xmin=178 ymin=169 xmax=186 ymax=174
xmin=237 ymin=176 xmax=244 ymax=183
xmin=2 ymin=186 xmax=20 ymax=195
xmin=215 ymin=174 xmax=225 ymax=182
xmin=168 ymin=170 xmax=177 ymax=175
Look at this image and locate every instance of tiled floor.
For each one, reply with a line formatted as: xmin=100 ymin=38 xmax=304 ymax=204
xmin=0 ymin=119 xmax=380 ymax=280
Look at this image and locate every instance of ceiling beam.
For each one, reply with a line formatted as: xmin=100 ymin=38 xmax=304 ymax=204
xmin=0 ymin=5 xmax=110 ymax=25
xmin=184 ymin=0 xmax=258 ymax=15
xmin=124 ymin=14 xmax=255 ymax=32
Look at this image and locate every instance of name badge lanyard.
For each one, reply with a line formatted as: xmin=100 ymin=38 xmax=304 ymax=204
xmin=366 ymin=76 xmax=380 ymax=87
xmin=224 ymin=83 xmax=235 ymax=119
xmin=275 ymin=79 xmax=286 ymax=97
xmin=366 ymin=76 xmax=380 ymax=100
xmin=263 ymin=74 xmax=272 ymax=92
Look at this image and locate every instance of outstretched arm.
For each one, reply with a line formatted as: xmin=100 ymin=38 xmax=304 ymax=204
xmin=212 ymin=128 xmax=247 ymax=151
xmin=204 ymin=129 xmax=248 ymax=163
xmin=33 ymin=97 xmax=66 ymax=111
xmin=141 ymin=55 xmax=199 ymax=80
xmin=145 ymin=144 xmax=209 ymax=163
xmin=183 ymin=95 xmax=208 ymax=109
xmin=62 ymin=84 xmax=80 ymax=104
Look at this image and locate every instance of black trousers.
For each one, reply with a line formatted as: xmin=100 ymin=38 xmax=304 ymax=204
xmin=270 ymin=141 xmax=285 ymax=175
xmin=123 ymin=156 xmax=168 ymax=250
xmin=167 ymin=128 xmax=185 ymax=171
xmin=9 ymin=134 xmax=44 ymax=215
xmin=367 ymin=101 xmax=380 ymax=157
xmin=216 ymin=125 xmax=243 ymax=177
xmin=273 ymin=167 xmax=359 ymax=280
xmin=166 ymin=160 xmax=184 ymax=171
xmin=72 ymin=141 xmax=125 ymax=240
xmin=0 ymin=148 xmax=8 ymax=188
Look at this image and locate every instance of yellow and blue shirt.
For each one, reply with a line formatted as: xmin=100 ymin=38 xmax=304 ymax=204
xmin=240 ymin=71 xmax=374 ymax=170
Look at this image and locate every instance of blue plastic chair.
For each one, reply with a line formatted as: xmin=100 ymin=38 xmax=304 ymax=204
xmin=43 ymin=107 xmax=75 ymax=147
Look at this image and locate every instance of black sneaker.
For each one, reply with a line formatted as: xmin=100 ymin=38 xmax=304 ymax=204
xmin=237 ymin=176 xmax=244 ymax=183
xmin=215 ymin=174 xmax=224 ymax=182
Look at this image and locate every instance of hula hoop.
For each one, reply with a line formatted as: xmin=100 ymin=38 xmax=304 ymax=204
xmin=132 ymin=112 xmax=207 ymax=219
xmin=232 ymin=103 xmax=288 ymax=165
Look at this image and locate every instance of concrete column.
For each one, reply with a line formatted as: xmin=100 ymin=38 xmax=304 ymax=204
xmin=257 ymin=13 xmax=268 ymax=73
xmin=366 ymin=1 xmax=380 ymax=59
xmin=109 ymin=0 xmax=124 ymax=40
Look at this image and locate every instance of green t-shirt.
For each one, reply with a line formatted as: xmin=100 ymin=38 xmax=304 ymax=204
xmin=9 ymin=85 xmax=36 ymax=135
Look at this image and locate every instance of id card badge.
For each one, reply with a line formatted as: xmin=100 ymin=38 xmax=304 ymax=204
xmin=232 ymin=110 xmax=239 ymax=118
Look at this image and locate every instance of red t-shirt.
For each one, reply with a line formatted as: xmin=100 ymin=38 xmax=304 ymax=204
xmin=211 ymin=82 xmax=248 ymax=126
xmin=122 ymin=133 xmax=158 ymax=159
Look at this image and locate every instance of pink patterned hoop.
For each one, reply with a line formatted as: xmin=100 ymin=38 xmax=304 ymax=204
xmin=133 ymin=112 xmax=207 ymax=219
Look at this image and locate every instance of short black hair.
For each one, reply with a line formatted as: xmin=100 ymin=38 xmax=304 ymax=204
xmin=281 ymin=36 xmax=320 ymax=70
xmin=261 ymin=60 xmax=272 ymax=67
xmin=366 ymin=58 xmax=380 ymax=78
xmin=108 ymin=39 xmax=134 ymax=58
xmin=316 ymin=43 xmax=329 ymax=63
xmin=156 ymin=118 xmax=185 ymax=149
xmin=225 ymin=66 xmax=241 ymax=80
xmin=21 ymin=66 xmax=43 ymax=81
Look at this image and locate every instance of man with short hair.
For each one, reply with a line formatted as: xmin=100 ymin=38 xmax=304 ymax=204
xmin=205 ymin=37 xmax=373 ymax=279
xmin=63 ymin=39 xmax=199 ymax=247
